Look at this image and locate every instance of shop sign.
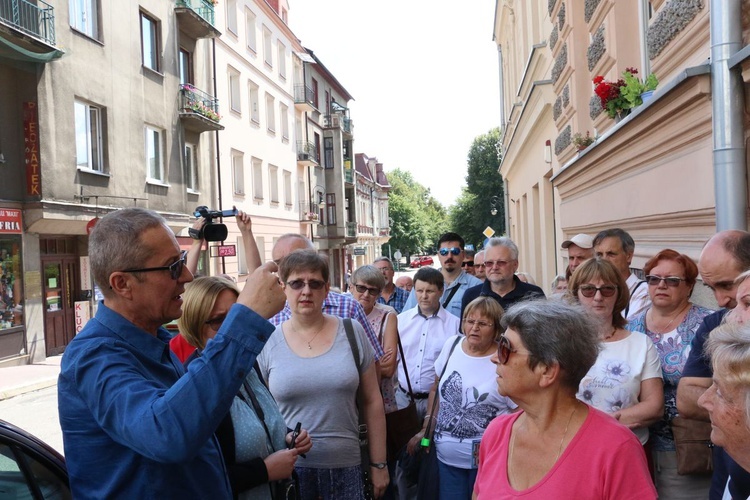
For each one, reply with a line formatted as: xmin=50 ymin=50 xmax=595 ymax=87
xmin=80 ymin=256 xmax=91 ymax=291
xmin=0 ymin=208 xmax=22 ymax=234
xmin=211 ymin=245 xmax=237 ymax=257
xmin=353 ymin=247 xmax=366 ymax=256
xmin=74 ymin=301 xmax=91 ymax=334
xmin=23 ymin=102 xmax=41 ymax=197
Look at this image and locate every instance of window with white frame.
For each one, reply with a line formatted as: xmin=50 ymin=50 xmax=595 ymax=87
xmin=283 ymin=170 xmax=292 ymax=207
xmin=140 ymin=12 xmax=160 ymax=72
xmin=269 ymin=165 xmax=279 ymax=203
xmin=75 ymin=99 xmax=104 ymax=172
xmin=145 ymin=125 xmax=164 ymax=182
xmin=262 ymin=25 xmax=272 ymax=66
xmin=70 ymin=0 xmax=99 ymax=39
xmin=245 ymin=9 xmax=256 ymax=52
xmin=278 ymin=41 xmax=286 ymax=79
xmin=185 ymin=143 xmax=198 ymax=192
xmin=280 ymin=103 xmax=289 ymax=140
xmin=229 ymin=67 xmax=241 ymax=113
xmin=252 ymin=157 xmax=263 ymax=200
xmin=248 ymin=81 xmax=260 ymax=124
xmin=226 ymin=0 xmax=238 ymax=34
xmin=232 ymin=150 xmax=244 ymax=195
xmin=265 ymin=93 xmax=275 ymax=133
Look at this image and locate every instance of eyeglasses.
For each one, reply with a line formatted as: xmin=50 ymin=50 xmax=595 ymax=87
xmin=120 ymin=251 xmax=188 ymax=280
xmin=498 ymin=335 xmax=531 ymax=364
xmin=578 ymin=284 xmax=618 ymax=298
xmin=484 ymin=260 xmax=512 ymax=269
xmin=205 ymin=314 xmax=226 ymax=331
xmin=463 ymin=318 xmax=493 ymax=329
xmin=645 ymin=275 xmax=686 ymax=287
xmin=375 ymin=267 xmax=393 ymax=273
xmin=354 ymin=283 xmax=381 ymax=297
xmin=286 ymin=279 xmax=326 ymax=290
xmin=462 ymin=261 xmax=474 ymax=267
xmin=439 ymin=247 xmax=462 ymax=256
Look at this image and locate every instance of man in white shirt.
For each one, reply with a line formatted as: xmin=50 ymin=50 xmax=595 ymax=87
xmin=396 ymin=267 xmax=461 ymax=419
xmin=593 ymin=228 xmax=651 ymax=321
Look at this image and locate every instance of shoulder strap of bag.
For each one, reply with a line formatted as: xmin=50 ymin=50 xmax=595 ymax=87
xmin=442 ymin=283 xmax=461 ymax=309
xmin=343 ymin=318 xmax=372 ymax=471
xmin=397 ymin=330 xmax=416 ymax=404
xmin=624 ymin=280 xmax=646 ymax=318
xmin=424 ymin=336 xmax=462 ymax=444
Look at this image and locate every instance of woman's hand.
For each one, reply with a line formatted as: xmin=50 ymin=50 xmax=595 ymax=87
xmin=370 ymin=466 xmax=389 ymax=498
xmin=285 ymin=429 xmax=313 ymax=455
xmin=263 ymin=448 xmax=298 ymax=481
xmin=236 ymin=210 xmax=252 ymax=235
xmin=406 ymin=430 xmax=425 ymax=455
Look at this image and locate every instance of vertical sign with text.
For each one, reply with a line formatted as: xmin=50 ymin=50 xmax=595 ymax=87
xmin=23 ymin=102 xmax=41 ymax=197
xmin=74 ymin=301 xmax=91 ymax=334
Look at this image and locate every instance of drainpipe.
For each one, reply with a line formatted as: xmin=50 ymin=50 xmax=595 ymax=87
xmin=711 ymin=0 xmax=748 ymax=231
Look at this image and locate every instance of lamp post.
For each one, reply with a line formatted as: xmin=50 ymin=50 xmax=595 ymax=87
xmin=490 ymin=195 xmax=501 ymax=216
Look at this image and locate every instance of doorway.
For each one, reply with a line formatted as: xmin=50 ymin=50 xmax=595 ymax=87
xmin=41 ymin=256 xmax=79 ymax=356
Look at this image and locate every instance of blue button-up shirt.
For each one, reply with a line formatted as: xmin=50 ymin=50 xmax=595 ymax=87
xmin=377 ymin=285 xmax=409 ymax=314
xmin=403 ymin=270 xmax=482 ymax=318
xmin=58 ymin=301 xmax=275 ymax=499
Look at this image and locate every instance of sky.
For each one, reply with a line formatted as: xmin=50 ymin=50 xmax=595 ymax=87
xmin=288 ymin=1 xmax=501 ymax=208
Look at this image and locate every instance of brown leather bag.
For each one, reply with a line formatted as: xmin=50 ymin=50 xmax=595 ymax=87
xmin=671 ymin=416 xmax=713 ymax=475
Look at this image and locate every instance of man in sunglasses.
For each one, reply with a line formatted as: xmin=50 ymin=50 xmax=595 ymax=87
xmin=677 ymin=229 xmax=750 ymax=500
xmin=402 ymin=232 xmax=482 ymax=318
xmin=58 ymin=208 xmax=287 ymax=499
xmin=460 ymin=237 xmax=545 ymax=319
xmin=462 ymin=249 xmax=476 ymax=276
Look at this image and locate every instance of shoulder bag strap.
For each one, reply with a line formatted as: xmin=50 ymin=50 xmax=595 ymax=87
xmin=624 ymin=280 xmax=646 ymax=318
xmin=236 ymin=379 xmax=277 ymax=453
xmin=343 ymin=319 xmax=372 ymax=471
xmin=424 ymin=336 xmax=462 ymax=445
xmin=396 ymin=331 xmax=416 ymax=404
xmin=442 ymin=283 xmax=461 ymax=309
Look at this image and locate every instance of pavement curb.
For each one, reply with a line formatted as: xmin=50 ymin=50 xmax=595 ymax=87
xmin=0 ymin=378 xmax=58 ymax=401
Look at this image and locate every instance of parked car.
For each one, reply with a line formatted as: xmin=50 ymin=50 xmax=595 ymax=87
xmin=409 ymin=255 xmax=434 ymax=268
xmin=0 ymin=419 xmax=70 ymax=498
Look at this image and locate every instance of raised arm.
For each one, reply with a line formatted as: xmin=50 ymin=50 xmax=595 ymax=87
xmin=236 ymin=210 xmax=262 ymax=273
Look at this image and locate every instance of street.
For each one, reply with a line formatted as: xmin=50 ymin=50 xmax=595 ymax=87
xmin=0 ymin=385 xmax=63 ymax=455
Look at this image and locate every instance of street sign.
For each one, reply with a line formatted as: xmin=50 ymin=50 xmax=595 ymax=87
xmin=483 ymin=226 xmax=495 ymax=239
xmin=353 ymin=247 xmax=366 ymax=256
xmin=211 ymin=245 xmax=237 ymax=257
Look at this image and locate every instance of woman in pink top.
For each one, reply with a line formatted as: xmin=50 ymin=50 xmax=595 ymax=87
xmin=473 ymin=300 xmax=656 ymax=499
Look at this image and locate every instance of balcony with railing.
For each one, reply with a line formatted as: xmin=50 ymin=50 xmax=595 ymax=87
xmin=294 ymin=84 xmax=316 ymax=113
xmin=0 ymin=0 xmax=56 ymax=48
xmin=344 ymin=167 xmax=354 ymax=185
xmin=297 ymin=141 xmax=318 ymax=166
xmin=179 ymin=84 xmax=224 ymax=132
xmin=299 ymin=200 xmax=321 ymax=224
xmin=342 ymin=117 xmax=353 ymax=135
xmin=346 ymin=221 xmax=357 ymax=239
xmin=175 ymin=0 xmax=220 ymax=38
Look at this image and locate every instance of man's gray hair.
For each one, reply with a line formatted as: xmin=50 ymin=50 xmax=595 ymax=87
xmin=500 ymin=300 xmax=600 ymax=391
xmin=486 ymin=237 xmax=519 ymax=260
xmin=593 ymin=228 xmax=635 ymax=255
xmin=274 ymin=233 xmax=314 ymax=251
xmin=89 ymin=208 xmax=169 ymax=296
xmin=373 ymin=256 xmax=394 ymax=269
xmin=351 ymin=265 xmax=386 ymax=289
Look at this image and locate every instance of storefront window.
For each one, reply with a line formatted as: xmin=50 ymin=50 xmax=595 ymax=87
xmin=0 ymin=237 xmax=23 ymax=330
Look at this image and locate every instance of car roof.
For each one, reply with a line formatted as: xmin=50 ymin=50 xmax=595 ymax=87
xmin=0 ymin=418 xmax=67 ymax=477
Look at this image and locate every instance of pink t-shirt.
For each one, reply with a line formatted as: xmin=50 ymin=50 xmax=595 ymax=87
xmin=474 ymin=406 xmax=656 ymax=499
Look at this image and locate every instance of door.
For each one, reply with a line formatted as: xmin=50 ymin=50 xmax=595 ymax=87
xmin=42 ymin=257 xmax=78 ymax=356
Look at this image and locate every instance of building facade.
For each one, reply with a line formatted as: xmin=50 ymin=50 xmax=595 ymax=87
xmin=353 ymin=153 xmax=391 ymax=267
xmin=494 ymin=0 xmax=749 ymax=296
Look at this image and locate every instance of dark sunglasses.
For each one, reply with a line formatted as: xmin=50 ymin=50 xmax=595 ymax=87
xmin=205 ymin=314 xmax=226 ymax=331
xmin=121 ymin=250 xmax=188 ymax=280
xmin=645 ymin=275 xmax=686 ymax=287
xmin=286 ymin=279 xmax=326 ymax=290
xmin=497 ymin=335 xmax=530 ymax=364
xmin=578 ymin=284 xmax=618 ymax=298
xmin=461 ymin=261 xmax=474 ymax=267
xmin=354 ymin=284 xmax=381 ymax=297
xmin=439 ymin=247 xmax=462 ymax=256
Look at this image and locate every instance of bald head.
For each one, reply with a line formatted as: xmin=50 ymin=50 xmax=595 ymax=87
xmin=272 ymin=233 xmax=314 ymax=262
xmin=395 ymin=275 xmax=413 ymax=292
xmin=699 ymin=230 xmax=750 ymax=309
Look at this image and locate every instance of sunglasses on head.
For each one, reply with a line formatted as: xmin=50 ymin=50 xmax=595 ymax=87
xmin=439 ymin=247 xmax=462 ymax=256
xmin=645 ymin=275 xmax=686 ymax=287
xmin=286 ymin=279 xmax=326 ymax=290
xmin=354 ymin=283 xmax=381 ymax=297
xmin=461 ymin=261 xmax=474 ymax=267
xmin=497 ymin=335 xmax=530 ymax=364
xmin=121 ymin=250 xmax=188 ymax=280
xmin=578 ymin=284 xmax=618 ymax=298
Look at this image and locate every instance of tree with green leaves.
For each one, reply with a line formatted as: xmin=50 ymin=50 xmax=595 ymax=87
xmin=450 ymin=127 xmax=504 ymax=249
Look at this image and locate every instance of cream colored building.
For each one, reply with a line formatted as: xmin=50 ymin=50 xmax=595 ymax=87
xmin=494 ymin=0 xmax=749 ymax=296
xmin=352 ymin=153 xmax=391 ymax=267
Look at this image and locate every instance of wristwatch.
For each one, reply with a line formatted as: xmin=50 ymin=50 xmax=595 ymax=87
xmin=370 ymin=462 xmax=387 ymax=469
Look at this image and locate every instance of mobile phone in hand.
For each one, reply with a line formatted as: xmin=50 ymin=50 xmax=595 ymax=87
xmin=290 ymin=422 xmax=301 ymax=450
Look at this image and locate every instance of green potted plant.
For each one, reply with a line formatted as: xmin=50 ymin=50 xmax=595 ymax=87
xmin=593 ymin=68 xmax=658 ymax=120
xmin=572 ymin=131 xmax=595 ymax=151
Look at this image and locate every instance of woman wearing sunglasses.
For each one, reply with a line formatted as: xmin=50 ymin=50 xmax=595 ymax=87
xmin=414 ymin=296 xmax=516 ymax=499
xmin=178 ymin=276 xmax=313 ymax=499
xmin=474 ymin=300 xmax=656 ymax=498
xmin=568 ymin=258 xmax=664 ymax=447
xmin=258 ymin=250 xmax=389 ymax=499
xmin=627 ymin=249 xmax=713 ymax=497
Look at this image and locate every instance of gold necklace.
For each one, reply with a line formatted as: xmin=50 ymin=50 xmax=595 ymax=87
xmin=602 ymin=326 xmax=617 ymax=341
xmin=291 ymin=319 xmax=326 ymax=349
xmin=648 ymin=303 xmax=689 ymax=334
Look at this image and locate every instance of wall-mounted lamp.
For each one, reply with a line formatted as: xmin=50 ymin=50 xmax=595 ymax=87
xmin=544 ymin=140 xmax=552 ymax=164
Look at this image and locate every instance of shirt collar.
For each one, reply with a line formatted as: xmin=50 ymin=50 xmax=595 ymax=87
xmin=96 ymin=301 xmax=173 ymax=361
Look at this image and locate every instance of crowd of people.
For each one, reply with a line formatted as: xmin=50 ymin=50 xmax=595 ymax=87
xmin=57 ymin=206 xmax=750 ymax=500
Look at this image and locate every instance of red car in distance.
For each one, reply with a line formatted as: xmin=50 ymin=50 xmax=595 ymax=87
xmin=409 ymin=255 xmax=434 ymax=268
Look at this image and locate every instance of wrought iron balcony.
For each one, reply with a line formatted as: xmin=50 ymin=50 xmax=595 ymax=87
xmin=342 ymin=117 xmax=353 ymax=135
xmin=344 ymin=168 xmax=354 ymax=185
xmin=179 ymin=84 xmax=224 ymax=132
xmin=297 ymin=141 xmax=318 ymax=166
xmin=346 ymin=221 xmax=357 ymax=239
xmin=0 ymin=0 xmax=56 ymax=46
xmin=175 ymin=0 xmax=220 ymax=38
xmin=294 ymin=84 xmax=316 ymax=112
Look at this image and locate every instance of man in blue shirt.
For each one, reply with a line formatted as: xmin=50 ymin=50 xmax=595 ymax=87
xmin=58 ymin=208 xmax=286 ymax=499
xmin=402 ymin=232 xmax=482 ymax=318
xmin=373 ymin=256 xmax=408 ymax=313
